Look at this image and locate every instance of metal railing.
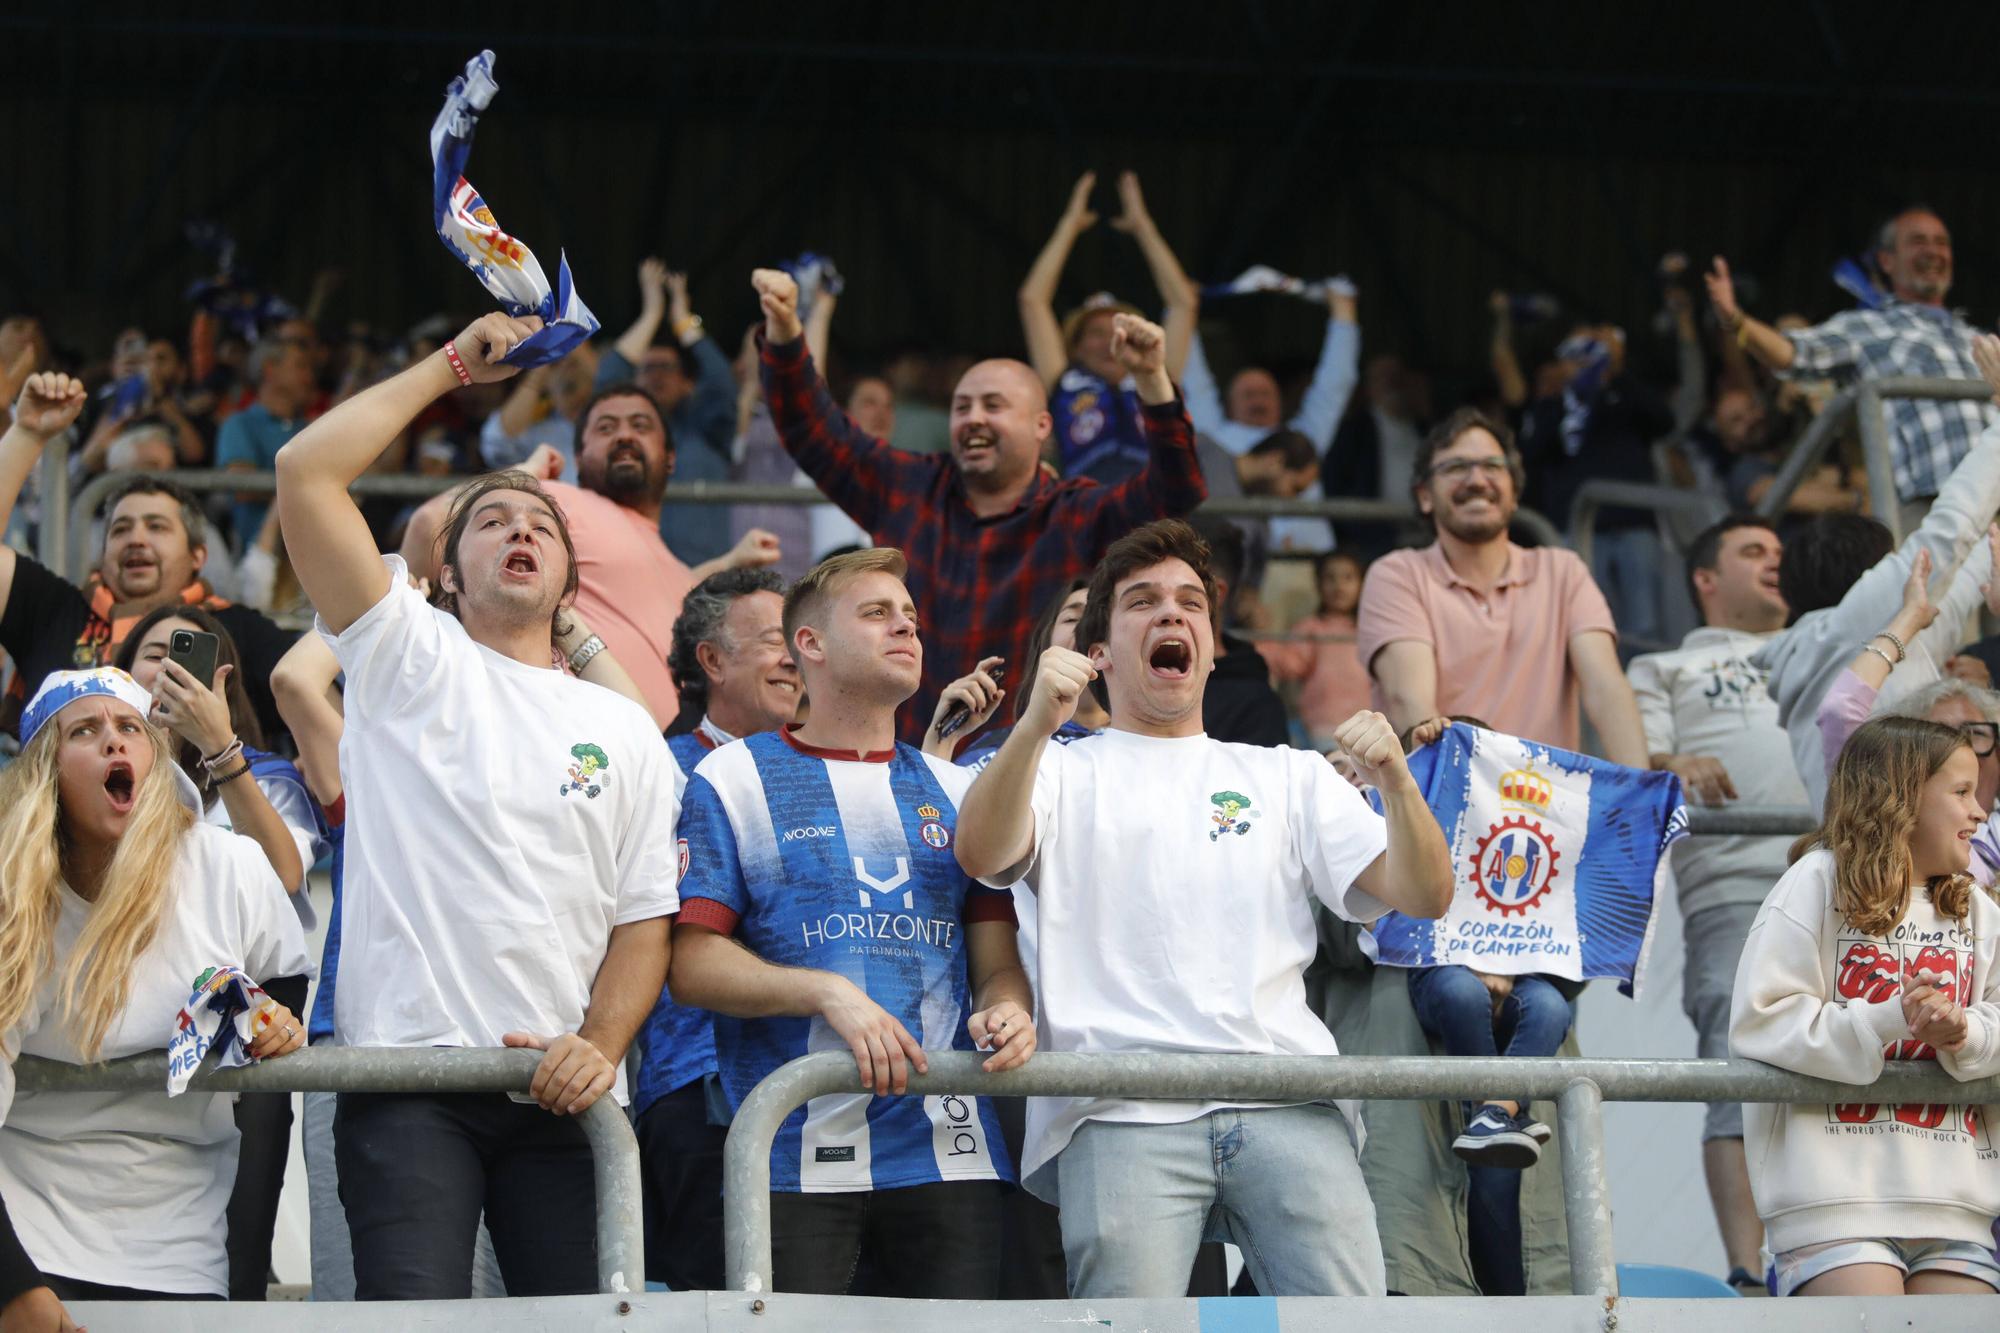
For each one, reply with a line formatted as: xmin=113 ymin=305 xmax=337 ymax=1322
xmin=1757 ymin=376 xmax=1994 ymax=539
xmin=720 ymin=1050 xmax=2000 ymax=1300
xmin=1567 ymin=480 xmax=1726 ymax=571
xmin=1683 ymin=805 xmax=1814 ymax=837
xmin=12 ymin=1046 xmax=645 ymax=1295
xmin=49 ymin=466 xmax=1570 ymax=584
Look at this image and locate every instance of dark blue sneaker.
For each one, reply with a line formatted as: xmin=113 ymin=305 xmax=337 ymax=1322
xmin=1452 ymin=1105 xmax=1542 ymax=1168
xmin=1519 ymin=1113 xmax=1552 ymax=1145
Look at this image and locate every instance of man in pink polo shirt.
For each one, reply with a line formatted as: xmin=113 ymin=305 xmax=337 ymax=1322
xmin=1356 ymin=406 xmax=1647 ymax=764
xmin=403 ymin=382 xmax=780 ymax=728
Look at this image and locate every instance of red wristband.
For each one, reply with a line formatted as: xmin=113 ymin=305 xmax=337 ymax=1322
xmin=443 ymin=340 xmax=473 ymax=387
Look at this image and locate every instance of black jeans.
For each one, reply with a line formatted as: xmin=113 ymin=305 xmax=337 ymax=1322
xmin=223 ymin=971 xmax=306 ymax=1300
xmin=635 ymin=1080 xmax=725 ymax=1291
xmin=334 ymin=1091 xmax=597 ymax=1300
xmin=771 ymin=1181 xmax=1004 ymax=1297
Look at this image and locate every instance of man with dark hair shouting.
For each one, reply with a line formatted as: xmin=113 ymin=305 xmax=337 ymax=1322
xmin=955 ymin=517 xmax=1453 ymax=1297
xmin=275 ymin=312 xmax=681 ymax=1301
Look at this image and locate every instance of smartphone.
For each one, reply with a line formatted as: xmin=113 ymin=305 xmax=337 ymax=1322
xmin=168 ymin=628 xmax=220 ymax=688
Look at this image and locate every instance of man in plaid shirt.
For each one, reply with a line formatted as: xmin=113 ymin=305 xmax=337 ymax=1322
xmin=1705 ymin=207 xmax=1996 ymax=510
xmin=750 ymin=267 xmax=1206 ymax=744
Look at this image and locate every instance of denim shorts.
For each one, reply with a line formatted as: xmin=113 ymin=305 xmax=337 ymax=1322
xmin=1769 ymin=1236 xmax=2000 ymax=1297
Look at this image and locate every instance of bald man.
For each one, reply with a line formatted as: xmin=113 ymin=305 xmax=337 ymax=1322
xmin=752 ymin=268 xmax=1206 ymax=743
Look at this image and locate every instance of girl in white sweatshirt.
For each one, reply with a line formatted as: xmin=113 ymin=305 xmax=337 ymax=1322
xmin=1731 ymin=715 xmax=2000 ymax=1297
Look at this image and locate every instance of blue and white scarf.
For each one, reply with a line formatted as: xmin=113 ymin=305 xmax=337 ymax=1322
xmin=1201 ymin=264 xmax=1355 ymax=304
xmin=430 ymin=50 xmax=598 ymax=367
xmin=1363 ymin=724 xmax=1686 ymax=996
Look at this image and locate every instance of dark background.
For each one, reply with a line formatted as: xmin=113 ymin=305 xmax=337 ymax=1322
xmin=4 ymin=1 xmax=1999 ymax=393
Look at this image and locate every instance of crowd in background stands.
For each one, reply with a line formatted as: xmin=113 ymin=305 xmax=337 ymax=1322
xmin=0 ymin=184 xmax=1997 ymax=1324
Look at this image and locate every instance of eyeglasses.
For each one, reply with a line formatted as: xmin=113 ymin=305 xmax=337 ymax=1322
xmin=1961 ymin=721 xmax=1998 ymax=757
xmin=1428 ymin=457 xmax=1512 ymax=482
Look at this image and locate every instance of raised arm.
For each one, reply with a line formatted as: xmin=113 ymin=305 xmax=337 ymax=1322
xmin=1488 ymin=293 xmax=1528 ymax=410
xmin=277 ymin=312 xmax=539 ymax=632
xmin=1289 ymin=284 xmax=1361 ymax=451
xmin=752 ymin=268 xmax=926 ymax=535
xmin=612 ymin=258 xmax=669 ymax=367
xmin=1088 ymin=314 xmax=1208 ymax=536
xmin=1018 ymin=172 xmax=1098 ymax=389
xmin=1109 ymin=171 xmax=1198 ymax=380
xmin=0 ymin=374 xmax=86 ymax=621
xmin=1340 ymin=711 xmax=1454 ymax=918
xmin=956 ymin=646 xmax=1092 ymax=882
xmin=270 ymin=631 xmax=344 ymax=806
xmin=1704 ymin=257 xmax=1798 ymax=372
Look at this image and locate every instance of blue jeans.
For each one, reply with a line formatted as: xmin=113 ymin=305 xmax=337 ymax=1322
xmin=1588 ymin=524 xmax=1662 ymax=646
xmin=1054 ymin=1104 xmax=1385 ymax=1297
xmin=1406 ymin=966 xmax=1574 ymax=1297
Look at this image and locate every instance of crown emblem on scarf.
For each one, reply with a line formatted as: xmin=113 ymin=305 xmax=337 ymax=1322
xmin=1498 ymin=766 xmax=1554 ymax=813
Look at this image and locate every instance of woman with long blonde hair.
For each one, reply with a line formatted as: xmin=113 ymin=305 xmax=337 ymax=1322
xmin=0 ymin=668 xmax=308 ymax=1319
xmin=1731 ymin=716 xmax=2000 ymax=1298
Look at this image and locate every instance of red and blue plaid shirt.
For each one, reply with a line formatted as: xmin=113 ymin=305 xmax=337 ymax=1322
xmin=761 ymin=334 xmax=1207 ymax=743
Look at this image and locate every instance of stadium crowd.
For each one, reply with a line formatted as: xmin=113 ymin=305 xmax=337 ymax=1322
xmin=0 ymin=185 xmax=1998 ymax=1326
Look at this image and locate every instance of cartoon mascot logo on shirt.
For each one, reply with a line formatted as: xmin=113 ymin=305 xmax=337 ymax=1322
xmin=1471 ymin=765 xmax=1560 ymax=917
xmin=1209 ymin=791 xmax=1258 ymax=841
xmin=559 ymin=742 xmax=611 ymax=799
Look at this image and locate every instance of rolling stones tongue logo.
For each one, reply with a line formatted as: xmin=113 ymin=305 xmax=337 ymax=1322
xmin=1906 ymin=945 xmax=1960 ymax=1002
xmin=1835 ymin=943 xmax=1901 ymax=1003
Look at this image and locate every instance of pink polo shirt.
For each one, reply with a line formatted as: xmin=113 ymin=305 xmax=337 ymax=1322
xmin=1354 ymin=539 xmax=1615 ymax=752
xmin=546 ymin=481 xmax=695 ymax=729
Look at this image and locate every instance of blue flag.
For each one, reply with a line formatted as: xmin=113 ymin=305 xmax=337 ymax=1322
xmin=429 ymin=50 xmax=599 ymax=367
xmin=1363 ymin=724 xmax=1687 ymax=996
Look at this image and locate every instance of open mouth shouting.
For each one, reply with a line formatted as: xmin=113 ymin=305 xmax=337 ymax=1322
xmin=955 ymin=428 xmax=998 ymax=461
xmin=103 ymin=760 xmax=137 ymax=814
xmin=1148 ymin=637 xmax=1193 ymax=680
xmin=500 ymin=548 xmax=541 ymax=581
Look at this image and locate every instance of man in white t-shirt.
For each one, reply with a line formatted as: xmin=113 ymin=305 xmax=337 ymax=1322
xmin=275 ymin=312 xmax=681 ymax=1301
xmin=956 ymin=517 xmax=1453 ymax=1297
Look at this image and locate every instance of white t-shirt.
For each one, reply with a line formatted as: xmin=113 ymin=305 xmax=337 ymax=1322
xmin=321 ymin=559 xmax=682 ymax=1076
xmin=988 ymin=729 xmax=1390 ymax=1195
xmin=202 ymin=764 xmax=329 ymax=932
xmin=0 ymin=824 xmax=310 ymax=1295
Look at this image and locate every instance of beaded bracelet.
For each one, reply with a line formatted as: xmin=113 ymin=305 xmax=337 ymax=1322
xmin=213 ymin=761 xmax=254 ymax=787
xmin=1873 ymin=629 xmax=1908 ymax=662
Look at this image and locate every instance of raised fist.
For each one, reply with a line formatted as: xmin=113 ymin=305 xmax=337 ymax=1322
xmin=751 ymin=268 xmax=802 ymax=344
xmin=449 ymin=312 xmax=544 ymax=385
xmin=10 ymin=372 xmax=87 ymax=440
xmin=1025 ymin=645 xmax=1097 ymax=737
xmin=1109 ymin=312 xmax=1166 ymax=377
xmin=1334 ymin=709 xmax=1413 ymax=794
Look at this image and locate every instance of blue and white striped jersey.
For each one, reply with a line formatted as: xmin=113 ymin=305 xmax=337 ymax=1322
xmin=631 ymin=729 xmax=719 ymax=1116
xmin=677 ymin=728 xmax=1017 ymax=1192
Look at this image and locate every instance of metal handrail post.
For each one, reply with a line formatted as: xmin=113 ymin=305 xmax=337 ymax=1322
xmin=12 ymin=1047 xmax=644 ymax=1296
xmin=1683 ymin=805 xmax=1815 ymax=836
xmin=1566 ymin=480 xmax=1726 ymax=570
xmin=35 ymin=434 xmax=68 ymax=572
xmin=1754 ymin=384 xmax=1858 ymax=524
xmin=1854 ymin=383 xmax=1902 ymax=538
xmin=722 ymin=1050 xmax=2000 ymax=1294
xmin=1554 ymin=1078 xmax=1615 ymax=1297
